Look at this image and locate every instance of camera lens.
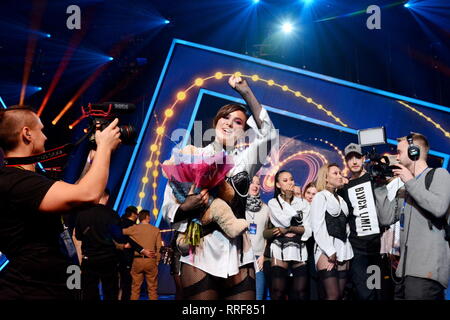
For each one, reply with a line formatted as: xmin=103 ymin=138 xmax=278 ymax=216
xmin=119 ymin=125 xmax=137 ymax=145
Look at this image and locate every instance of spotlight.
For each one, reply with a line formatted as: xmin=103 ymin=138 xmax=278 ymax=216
xmin=253 ymin=0 xmax=260 ymax=3
xmin=46 ymin=33 xmax=51 ymax=38
xmin=404 ymin=2 xmax=410 ymax=8
xmin=108 ymin=57 xmax=114 ymax=61
xmin=281 ymin=22 xmax=294 ymax=33
xmin=164 ymin=19 xmax=170 ymax=24
xmin=303 ymin=0 xmax=313 ymax=4
xmin=37 ymin=87 xmax=42 ymax=91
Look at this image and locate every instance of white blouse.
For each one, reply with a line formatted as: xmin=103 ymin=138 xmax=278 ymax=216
xmin=161 ymin=107 xmax=278 ymax=278
xmin=310 ymin=190 xmax=353 ymax=263
xmin=268 ymin=195 xmax=312 ymax=262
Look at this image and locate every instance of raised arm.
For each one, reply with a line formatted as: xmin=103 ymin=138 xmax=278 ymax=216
xmin=229 ymin=75 xmax=262 ymax=129
xmin=228 ymin=76 xmax=278 ymax=178
xmin=39 ymin=119 xmax=121 ymax=212
xmin=404 ymin=168 xmax=450 ymax=218
xmin=374 ymin=183 xmax=401 ymax=227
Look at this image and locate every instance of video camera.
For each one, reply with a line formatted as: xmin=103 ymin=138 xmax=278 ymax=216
xmin=358 ymin=127 xmax=400 ymax=182
xmin=81 ymin=102 xmax=137 ymax=146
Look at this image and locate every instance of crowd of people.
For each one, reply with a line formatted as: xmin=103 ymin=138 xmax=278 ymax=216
xmin=0 ymin=75 xmax=448 ymax=300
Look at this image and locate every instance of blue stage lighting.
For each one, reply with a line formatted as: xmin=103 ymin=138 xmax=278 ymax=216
xmin=281 ymin=22 xmax=294 ymax=33
xmin=0 ymin=96 xmax=7 ymax=109
xmin=253 ymin=0 xmax=260 ymax=4
xmin=303 ymin=0 xmax=313 ymax=4
xmin=108 ymin=57 xmax=114 ymax=61
xmin=46 ymin=33 xmax=51 ymax=38
xmin=37 ymin=87 xmax=42 ymax=91
xmin=404 ymin=2 xmax=411 ymax=8
xmin=164 ymin=19 xmax=170 ymax=24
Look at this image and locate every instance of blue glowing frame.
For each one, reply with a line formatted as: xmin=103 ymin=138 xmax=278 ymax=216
xmin=114 ymin=38 xmax=450 ymax=211
xmin=155 ymin=88 xmax=449 ymax=227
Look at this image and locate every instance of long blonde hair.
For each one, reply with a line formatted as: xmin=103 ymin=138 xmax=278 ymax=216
xmin=316 ymin=163 xmax=340 ymax=192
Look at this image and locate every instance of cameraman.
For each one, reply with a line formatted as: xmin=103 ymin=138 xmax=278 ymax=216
xmin=0 ymin=105 xmax=121 ymax=299
xmin=374 ymin=133 xmax=450 ymax=300
xmin=338 ymin=143 xmax=381 ymax=300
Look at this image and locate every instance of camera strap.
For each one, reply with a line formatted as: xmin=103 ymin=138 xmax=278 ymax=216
xmin=3 ymin=143 xmax=75 ymax=166
xmin=3 ymin=125 xmax=93 ymax=167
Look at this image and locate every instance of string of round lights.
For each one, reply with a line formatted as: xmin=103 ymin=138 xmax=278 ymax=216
xmin=134 ymin=71 xmax=348 ymax=213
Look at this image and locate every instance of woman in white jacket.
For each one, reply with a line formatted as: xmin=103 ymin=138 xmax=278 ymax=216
xmin=310 ymin=163 xmax=353 ymax=300
xmin=161 ymin=75 xmax=278 ymax=300
xmin=267 ymin=170 xmax=312 ymax=300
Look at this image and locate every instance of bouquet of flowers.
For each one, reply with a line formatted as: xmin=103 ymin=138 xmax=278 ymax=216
xmin=161 ymin=145 xmax=248 ymax=247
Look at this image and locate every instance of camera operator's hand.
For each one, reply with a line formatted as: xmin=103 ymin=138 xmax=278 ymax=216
xmin=392 ymin=163 xmax=414 ymax=183
xmin=179 ymin=185 xmax=209 ymax=212
xmin=95 ymin=118 xmax=121 ymax=152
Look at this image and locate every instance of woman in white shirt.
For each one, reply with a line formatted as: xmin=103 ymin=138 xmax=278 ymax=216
xmin=310 ymin=163 xmax=353 ymax=300
xmin=267 ymin=170 xmax=312 ymax=300
xmin=161 ymin=75 xmax=278 ymax=300
xmin=245 ymin=175 xmax=270 ymax=300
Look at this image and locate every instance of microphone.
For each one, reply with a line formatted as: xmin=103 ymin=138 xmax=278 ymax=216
xmin=87 ymin=102 xmax=136 ymax=114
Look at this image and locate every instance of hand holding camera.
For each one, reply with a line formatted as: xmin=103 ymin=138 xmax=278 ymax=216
xmin=392 ymin=163 xmax=414 ymax=183
xmin=94 ymin=118 xmax=122 ymax=152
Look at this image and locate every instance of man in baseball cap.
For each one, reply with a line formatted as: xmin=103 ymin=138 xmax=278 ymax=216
xmin=338 ymin=142 xmax=382 ymax=300
xmin=344 ymin=143 xmax=363 ymax=158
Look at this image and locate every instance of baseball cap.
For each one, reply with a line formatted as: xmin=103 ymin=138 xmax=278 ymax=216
xmin=344 ymin=143 xmax=363 ymax=157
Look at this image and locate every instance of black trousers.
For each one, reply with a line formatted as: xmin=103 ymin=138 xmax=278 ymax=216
xmin=349 ymin=250 xmax=381 ymax=300
xmin=395 ymin=276 xmax=445 ymax=300
xmin=118 ymin=261 xmax=133 ymax=300
xmin=81 ymin=256 xmax=118 ymax=300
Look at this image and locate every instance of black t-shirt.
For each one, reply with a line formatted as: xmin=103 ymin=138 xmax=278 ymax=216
xmin=338 ymin=172 xmax=381 ymax=254
xmin=118 ymin=217 xmax=136 ymax=264
xmin=0 ymin=167 xmax=69 ymax=284
xmin=75 ymin=204 xmax=126 ymax=260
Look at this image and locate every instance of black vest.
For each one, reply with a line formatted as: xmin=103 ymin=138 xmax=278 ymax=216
xmin=325 ymin=210 xmax=348 ymax=243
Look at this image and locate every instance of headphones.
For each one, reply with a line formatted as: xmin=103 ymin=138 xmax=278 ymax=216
xmin=406 ymin=133 xmax=420 ymax=161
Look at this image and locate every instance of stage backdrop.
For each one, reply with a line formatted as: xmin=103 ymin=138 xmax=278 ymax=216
xmin=111 ymin=39 xmax=449 ymax=295
xmin=113 ymin=38 xmax=450 ymax=229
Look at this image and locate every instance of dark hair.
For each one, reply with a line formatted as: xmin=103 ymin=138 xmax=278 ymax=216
xmin=273 ymin=170 xmax=292 ymax=210
xmin=124 ymin=205 xmax=138 ymax=217
xmin=213 ymin=103 xmax=250 ymax=130
xmin=138 ymin=209 xmax=150 ymax=222
xmin=0 ymin=105 xmax=37 ymax=152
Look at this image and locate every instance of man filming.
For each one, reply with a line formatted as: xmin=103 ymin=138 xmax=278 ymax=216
xmin=338 ymin=143 xmax=382 ymax=300
xmin=0 ymin=105 xmax=121 ymax=299
xmin=374 ymin=133 xmax=450 ymax=300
